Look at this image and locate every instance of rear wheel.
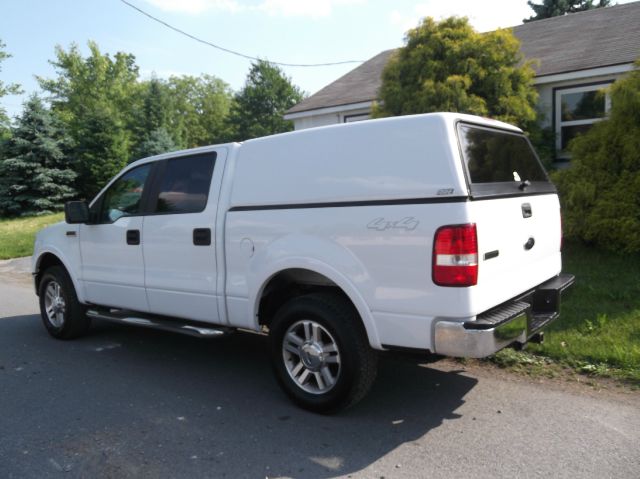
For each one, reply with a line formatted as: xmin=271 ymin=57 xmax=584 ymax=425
xmin=39 ymin=266 xmax=90 ymax=339
xmin=269 ymin=292 xmax=377 ymax=413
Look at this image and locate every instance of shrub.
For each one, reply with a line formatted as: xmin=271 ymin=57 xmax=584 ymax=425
xmin=553 ymin=61 xmax=640 ymax=253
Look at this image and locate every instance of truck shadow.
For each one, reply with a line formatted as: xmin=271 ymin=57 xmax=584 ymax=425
xmin=1 ymin=315 xmax=477 ymax=479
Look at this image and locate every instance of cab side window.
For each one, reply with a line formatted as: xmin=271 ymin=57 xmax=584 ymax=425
xmin=99 ymin=164 xmax=152 ymax=223
xmin=154 ymin=153 xmax=216 ymax=214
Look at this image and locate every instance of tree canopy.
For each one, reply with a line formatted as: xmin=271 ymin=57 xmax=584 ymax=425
xmin=1 ymin=41 xmax=304 ymax=209
xmin=165 ymin=74 xmax=233 ymax=148
xmin=38 ymin=42 xmax=139 ymax=198
xmin=226 ymin=60 xmax=304 ymax=141
xmin=524 ymin=0 xmax=611 ymax=23
xmin=36 ymin=42 xmax=236 ymax=198
xmin=374 ymin=17 xmax=538 ymax=128
xmin=0 ymin=39 xmax=22 ymax=137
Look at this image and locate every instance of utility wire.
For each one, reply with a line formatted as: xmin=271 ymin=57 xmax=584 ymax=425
xmin=119 ymin=0 xmax=365 ymax=67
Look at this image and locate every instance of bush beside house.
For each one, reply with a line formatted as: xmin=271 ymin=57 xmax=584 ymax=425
xmin=553 ymin=61 xmax=640 ymax=253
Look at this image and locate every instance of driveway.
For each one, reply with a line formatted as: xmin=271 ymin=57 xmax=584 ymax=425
xmin=1 ymin=259 xmax=638 ymax=478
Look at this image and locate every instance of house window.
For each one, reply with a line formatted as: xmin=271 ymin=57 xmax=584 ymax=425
xmin=343 ymin=113 xmax=370 ymax=123
xmin=554 ymin=82 xmax=612 ymax=159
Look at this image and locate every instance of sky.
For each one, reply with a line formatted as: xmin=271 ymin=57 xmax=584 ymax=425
xmin=0 ymin=0 xmax=634 ymax=119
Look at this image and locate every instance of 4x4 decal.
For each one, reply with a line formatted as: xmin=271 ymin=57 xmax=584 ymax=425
xmin=367 ymin=217 xmax=419 ymax=231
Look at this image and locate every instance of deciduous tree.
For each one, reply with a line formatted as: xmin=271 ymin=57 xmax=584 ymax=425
xmin=39 ymin=42 xmax=139 ymax=198
xmin=166 ymin=74 xmax=234 ymax=147
xmin=374 ymin=17 xmax=538 ymax=129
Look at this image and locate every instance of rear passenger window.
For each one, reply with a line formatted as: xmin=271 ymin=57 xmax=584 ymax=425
xmin=154 ymin=153 xmax=216 ymax=214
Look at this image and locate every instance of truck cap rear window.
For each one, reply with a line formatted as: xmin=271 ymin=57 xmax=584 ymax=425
xmin=457 ymin=123 xmax=555 ymax=198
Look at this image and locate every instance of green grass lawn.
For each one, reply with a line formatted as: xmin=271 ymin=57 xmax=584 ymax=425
xmin=495 ymin=241 xmax=640 ymax=384
xmin=0 ymin=213 xmax=64 ymax=260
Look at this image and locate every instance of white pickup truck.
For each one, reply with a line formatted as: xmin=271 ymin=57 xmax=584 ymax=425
xmin=33 ymin=113 xmax=573 ymax=412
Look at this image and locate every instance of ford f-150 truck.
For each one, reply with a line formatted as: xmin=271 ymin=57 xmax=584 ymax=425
xmin=32 ymin=113 xmax=574 ymax=412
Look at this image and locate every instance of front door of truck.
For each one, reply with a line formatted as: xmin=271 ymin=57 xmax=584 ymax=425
xmin=79 ymin=162 xmax=154 ymax=312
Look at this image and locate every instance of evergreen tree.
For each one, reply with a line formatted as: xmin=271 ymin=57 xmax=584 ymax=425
xmin=524 ymin=0 xmax=611 ymax=23
xmin=226 ymin=61 xmax=304 ymax=141
xmin=0 ymin=95 xmax=76 ymax=216
xmin=130 ymin=77 xmax=173 ymax=160
xmin=133 ymin=127 xmax=177 ymax=160
xmin=374 ymin=17 xmax=538 ymax=128
xmin=142 ymin=78 xmax=170 ymax=133
xmin=74 ymin=105 xmax=130 ymax=197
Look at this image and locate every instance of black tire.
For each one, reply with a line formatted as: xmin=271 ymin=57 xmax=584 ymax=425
xmin=269 ymin=292 xmax=377 ymax=413
xmin=38 ymin=265 xmax=90 ymax=339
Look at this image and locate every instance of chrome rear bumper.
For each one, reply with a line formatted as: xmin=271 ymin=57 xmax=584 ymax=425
xmin=434 ymin=273 xmax=575 ymax=358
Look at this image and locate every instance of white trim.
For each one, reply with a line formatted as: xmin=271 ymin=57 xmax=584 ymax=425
xmin=343 ymin=112 xmax=371 ymax=123
xmin=534 ymin=63 xmax=635 ymax=85
xmin=284 ymin=101 xmax=373 ymax=120
xmin=561 ymin=118 xmax=602 ymax=127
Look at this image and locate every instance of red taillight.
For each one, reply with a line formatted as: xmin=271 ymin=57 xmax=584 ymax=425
xmin=432 ymin=224 xmax=478 ymax=287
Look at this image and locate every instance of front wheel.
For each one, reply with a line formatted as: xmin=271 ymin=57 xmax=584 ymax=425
xmin=39 ymin=266 xmax=90 ymax=339
xmin=269 ymin=292 xmax=377 ymax=413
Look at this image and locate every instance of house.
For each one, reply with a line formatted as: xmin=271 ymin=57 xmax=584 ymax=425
xmin=284 ymin=2 xmax=640 ymax=161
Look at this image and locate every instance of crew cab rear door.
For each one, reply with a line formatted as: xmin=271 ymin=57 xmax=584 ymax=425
xmin=141 ymin=150 xmax=225 ymax=323
xmin=457 ymin=123 xmax=562 ymax=314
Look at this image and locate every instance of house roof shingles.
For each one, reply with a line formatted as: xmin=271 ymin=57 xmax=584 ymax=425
xmin=287 ymin=2 xmax=640 ymax=115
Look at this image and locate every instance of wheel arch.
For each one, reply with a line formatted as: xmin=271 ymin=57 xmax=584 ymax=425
xmin=252 ymin=261 xmax=382 ymax=349
xmin=34 ymin=250 xmax=84 ymax=302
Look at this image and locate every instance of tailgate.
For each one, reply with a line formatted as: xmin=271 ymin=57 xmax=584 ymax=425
xmin=469 ymin=194 xmax=562 ymax=314
xmin=456 ymin=122 xmax=562 ymax=314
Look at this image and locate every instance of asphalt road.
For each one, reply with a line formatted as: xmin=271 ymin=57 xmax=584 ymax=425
xmin=1 ymin=259 xmax=638 ymax=478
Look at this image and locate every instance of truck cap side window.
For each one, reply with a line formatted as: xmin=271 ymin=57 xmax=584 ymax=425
xmin=153 ymin=153 xmax=216 ymax=215
xmin=457 ymin=123 xmax=555 ymax=199
xmin=98 ymin=163 xmax=152 ymax=223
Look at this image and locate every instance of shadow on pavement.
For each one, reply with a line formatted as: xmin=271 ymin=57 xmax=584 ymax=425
xmin=0 ymin=314 xmax=477 ymax=478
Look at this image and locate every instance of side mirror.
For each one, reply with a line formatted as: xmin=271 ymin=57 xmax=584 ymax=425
xmin=64 ymin=201 xmax=90 ymax=224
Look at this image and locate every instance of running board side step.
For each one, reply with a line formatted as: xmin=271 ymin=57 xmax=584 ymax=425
xmin=86 ymin=309 xmax=233 ymax=338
